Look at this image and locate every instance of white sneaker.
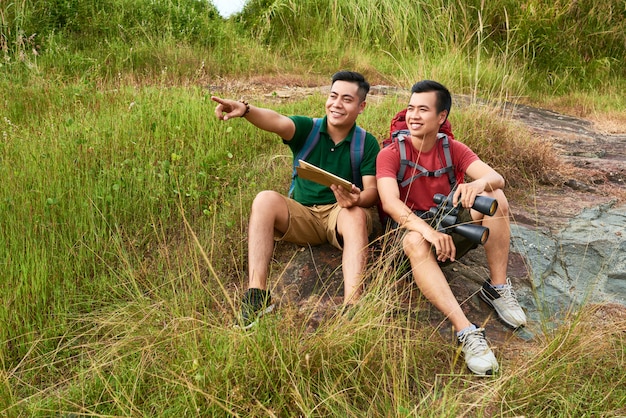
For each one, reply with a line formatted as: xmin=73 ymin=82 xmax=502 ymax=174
xmin=479 ymin=278 xmax=527 ymax=328
xmin=458 ymin=327 xmax=499 ymax=376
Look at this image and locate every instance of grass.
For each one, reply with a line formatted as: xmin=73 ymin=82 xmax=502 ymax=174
xmin=3 ymin=243 xmax=625 ymax=415
xmin=1 ymin=81 xmax=624 ymax=416
xmin=1 ymin=0 xmax=625 ymax=415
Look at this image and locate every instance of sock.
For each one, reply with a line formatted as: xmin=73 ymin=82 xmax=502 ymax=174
xmin=457 ymin=324 xmax=477 ymax=338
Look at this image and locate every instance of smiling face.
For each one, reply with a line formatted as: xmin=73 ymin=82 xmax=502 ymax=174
xmin=325 ymin=80 xmax=366 ymax=129
xmin=406 ymin=91 xmax=448 ymax=140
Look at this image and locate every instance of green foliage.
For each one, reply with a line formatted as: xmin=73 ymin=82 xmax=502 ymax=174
xmin=237 ymin=0 xmax=459 ymax=55
xmin=502 ymin=309 xmax=626 ymax=415
xmin=0 ymin=0 xmax=227 ymax=77
xmin=236 ymin=0 xmax=625 ymax=91
xmin=3 ymin=0 xmax=625 ymax=95
xmin=0 ymin=81 xmax=282 ymax=363
xmin=15 ymin=0 xmax=222 ymax=46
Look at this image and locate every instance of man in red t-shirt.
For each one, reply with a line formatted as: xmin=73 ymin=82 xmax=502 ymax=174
xmin=376 ymin=80 xmax=526 ymax=376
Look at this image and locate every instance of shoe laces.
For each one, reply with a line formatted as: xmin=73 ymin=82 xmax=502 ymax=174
xmin=495 ymin=279 xmax=521 ymax=307
xmin=459 ymin=328 xmax=489 ymax=354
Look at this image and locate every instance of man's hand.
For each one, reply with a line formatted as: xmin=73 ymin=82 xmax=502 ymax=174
xmin=452 ymin=180 xmax=486 ymax=209
xmin=331 ymin=184 xmax=361 ymax=208
xmin=211 ymin=96 xmax=246 ymax=121
xmin=422 ymin=227 xmax=456 ymax=262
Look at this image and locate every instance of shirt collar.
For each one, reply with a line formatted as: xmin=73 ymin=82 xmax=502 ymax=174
xmin=319 ymin=116 xmax=357 ymax=143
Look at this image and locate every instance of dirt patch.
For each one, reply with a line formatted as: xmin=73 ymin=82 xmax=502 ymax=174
xmin=505 ymin=102 xmax=626 ymax=231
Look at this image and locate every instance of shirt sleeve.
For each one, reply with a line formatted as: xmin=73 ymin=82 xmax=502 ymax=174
xmin=284 ymin=116 xmax=314 ymax=150
xmin=376 ymin=144 xmax=401 ymax=180
xmin=451 ymin=139 xmax=480 ymax=177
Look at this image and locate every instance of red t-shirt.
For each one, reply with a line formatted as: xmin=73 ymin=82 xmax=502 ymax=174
xmin=376 ymin=136 xmax=479 ymax=211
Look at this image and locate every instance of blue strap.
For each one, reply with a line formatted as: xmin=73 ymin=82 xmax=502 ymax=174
xmin=289 ymin=118 xmax=323 ymax=198
xmin=350 ymin=126 xmax=366 ymax=190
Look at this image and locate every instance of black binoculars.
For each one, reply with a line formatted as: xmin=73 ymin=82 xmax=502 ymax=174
xmin=428 ymin=193 xmax=499 ymax=245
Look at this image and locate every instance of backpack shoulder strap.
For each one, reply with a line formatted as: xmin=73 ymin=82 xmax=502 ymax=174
xmin=297 ymin=118 xmax=323 ymax=162
xmin=289 ymin=118 xmax=323 ymax=198
xmin=438 ymin=133 xmax=457 ymax=187
xmin=392 ymin=130 xmax=411 ymax=183
xmin=350 ymin=126 xmax=366 ymax=190
xmin=397 ymin=134 xmax=457 ymax=188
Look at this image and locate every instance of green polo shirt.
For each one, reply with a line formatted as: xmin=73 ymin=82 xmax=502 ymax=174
xmin=285 ymin=116 xmax=380 ymax=206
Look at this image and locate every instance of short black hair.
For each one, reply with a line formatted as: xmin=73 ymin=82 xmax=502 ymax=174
xmin=331 ymin=70 xmax=370 ymax=102
xmin=410 ymin=80 xmax=452 ymax=116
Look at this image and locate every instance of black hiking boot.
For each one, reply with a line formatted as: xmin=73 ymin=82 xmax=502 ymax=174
xmin=235 ymin=288 xmax=275 ymax=330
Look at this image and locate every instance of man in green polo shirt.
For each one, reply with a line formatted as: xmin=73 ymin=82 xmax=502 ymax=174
xmin=212 ymin=71 xmax=380 ymax=329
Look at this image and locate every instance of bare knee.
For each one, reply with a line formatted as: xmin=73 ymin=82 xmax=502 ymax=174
xmin=251 ymin=190 xmax=284 ymax=213
xmin=337 ymin=207 xmax=367 ymax=237
xmin=250 ymin=190 xmax=289 ymax=230
xmin=491 ymin=189 xmax=509 ymax=218
xmin=402 ymin=231 xmax=431 ymax=260
xmin=473 ymin=190 xmax=509 ymax=223
xmin=339 ymin=206 xmax=367 ymax=225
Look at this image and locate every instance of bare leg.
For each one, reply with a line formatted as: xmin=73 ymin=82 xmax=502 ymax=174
xmin=403 ymin=231 xmax=472 ymax=332
xmin=474 ymin=190 xmax=510 ymax=285
xmin=336 ymin=206 xmax=369 ymax=304
xmin=247 ymin=191 xmax=289 ymax=290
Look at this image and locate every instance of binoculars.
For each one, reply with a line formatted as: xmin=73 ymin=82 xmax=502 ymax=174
xmin=427 ymin=193 xmax=499 ymax=245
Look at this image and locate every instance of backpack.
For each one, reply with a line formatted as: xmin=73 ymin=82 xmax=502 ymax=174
xmin=378 ymin=109 xmax=457 ymax=224
xmin=289 ymin=118 xmax=367 ymax=198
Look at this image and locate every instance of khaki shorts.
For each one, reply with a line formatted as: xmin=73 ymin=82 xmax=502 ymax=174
xmin=276 ymin=196 xmax=374 ymax=250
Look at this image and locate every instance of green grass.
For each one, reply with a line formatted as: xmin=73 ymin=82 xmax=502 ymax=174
xmin=1 ymin=0 xmax=625 ymax=415
xmin=1 ymin=81 xmax=623 ymax=416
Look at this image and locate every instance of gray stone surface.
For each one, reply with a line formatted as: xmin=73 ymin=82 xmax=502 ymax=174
xmin=512 ymin=201 xmax=626 ymax=322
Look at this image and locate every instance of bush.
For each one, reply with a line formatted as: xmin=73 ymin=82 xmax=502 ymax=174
xmin=236 ymin=0 xmax=626 ymax=87
xmin=1 ymin=0 xmax=224 ymax=56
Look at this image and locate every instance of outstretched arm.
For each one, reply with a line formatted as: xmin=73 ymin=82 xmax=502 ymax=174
xmin=211 ymin=96 xmax=296 ymax=141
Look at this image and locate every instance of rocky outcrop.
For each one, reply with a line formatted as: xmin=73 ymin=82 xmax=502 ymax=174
xmin=512 ymin=201 xmax=626 ymax=320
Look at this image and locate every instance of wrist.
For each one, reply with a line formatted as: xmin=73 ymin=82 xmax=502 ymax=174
xmin=239 ymin=100 xmax=250 ymax=117
xmin=399 ymin=210 xmax=413 ymax=227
